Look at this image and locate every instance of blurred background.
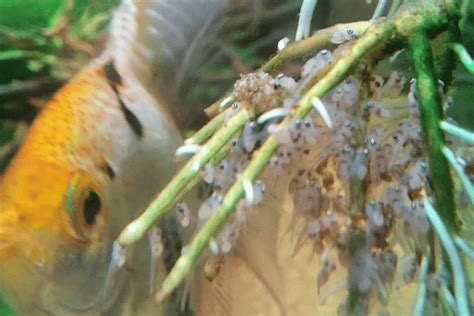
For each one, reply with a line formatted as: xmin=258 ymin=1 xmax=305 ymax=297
xmin=0 ymin=0 xmax=473 ymax=313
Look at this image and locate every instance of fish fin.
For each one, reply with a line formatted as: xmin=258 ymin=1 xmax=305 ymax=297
xmin=234 ymin=200 xmax=287 ymax=316
xmin=197 ymin=198 xmax=287 ymax=316
xmin=104 ymin=0 xmax=229 ymax=127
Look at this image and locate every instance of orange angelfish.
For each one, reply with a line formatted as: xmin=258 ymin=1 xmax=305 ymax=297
xmin=0 ymin=0 xmax=229 ymax=314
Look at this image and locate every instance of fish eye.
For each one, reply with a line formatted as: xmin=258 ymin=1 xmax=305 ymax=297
xmin=83 ymin=190 xmax=102 ymax=226
xmin=66 ymin=175 xmax=107 ymax=243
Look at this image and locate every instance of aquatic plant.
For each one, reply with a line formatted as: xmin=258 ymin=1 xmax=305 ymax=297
xmin=101 ymin=0 xmax=474 ymax=314
xmin=1 ymin=0 xmax=472 ymax=314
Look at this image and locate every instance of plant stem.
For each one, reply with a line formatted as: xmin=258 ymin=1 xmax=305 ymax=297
xmin=262 ymin=21 xmax=371 ymax=75
xmin=424 ymin=197 xmax=470 ymax=316
xmin=117 ymin=109 xmax=250 ymax=246
xmin=156 ymin=135 xmax=280 ymax=303
xmin=408 ymin=33 xmax=458 ymax=232
xmin=433 ymin=21 xmax=462 ymax=86
xmin=157 ymin=9 xmax=400 ymax=303
xmin=184 ymin=111 xmax=225 ymax=145
xmin=204 ymin=21 xmax=371 ymax=117
xmin=120 ymin=19 xmax=378 ymax=248
xmin=121 ymin=0 xmax=460 ymax=303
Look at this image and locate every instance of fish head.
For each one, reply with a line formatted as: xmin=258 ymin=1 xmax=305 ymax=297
xmin=0 ymin=57 xmax=185 ymax=314
xmin=0 ymin=137 xmax=120 ymax=315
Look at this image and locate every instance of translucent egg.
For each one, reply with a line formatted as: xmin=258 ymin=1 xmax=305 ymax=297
xmin=442 ymin=95 xmax=454 ymax=111
xmin=376 ymin=249 xmax=397 ymax=284
xmin=242 ymin=122 xmax=258 ymax=152
xmin=219 ymin=223 xmax=239 ymax=253
xmin=408 ymin=78 xmax=418 ymax=107
xmin=307 ymin=220 xmax=321 ymax=238
xmin=176 ymin=203 xmax=192 ymax=227
xmin=354 ymin=252 xmax=378 ymax=293
xmin=403 ymin=161 xmax=426 ymax=191
xmin=407 ymin=117 xmax=421 ymax=134
xmin=214 ymin=159 xmax=233 ymax=191
xmin=201 ymin=163 xmax=215 ymax=184
xmin=198 ymin=192 xmax=223 ymax=221
xmin=331 ymin=76 xmax=360 ymax=109
xmin=404 ymin=201 xmax=429 ymax=243
xmin=351 ymin=147 xmax=368 ymax=180
xmin=399 ymin=256 xmax=418 ymax=284
xmin=366 ymin=201 xmax=384 ymax=229
xmin=251 ymin=180 xmax=266 ymax=205
xmin=382 ymin=71 xmax=406 ymax=98
xmin=300 ymin=116 xmax=318 ymax=144
xmin=274 ymin=74 xmax=297 ymax=90
xmin=149 ymin=227 xmax=164 ymax=258
xmin=227 ymin=141 xmax=250 ymax=174
xmin=330 ymin=27 xmax=358 ymax=44
xmin=235 ymin=200 xmax=248 ymax=226
xmin=225 ymin=102 xmax=243 ymax=122
xmin=317 ymin=259 xmax=337 ymax=293
xmin=283 ymin=95 xmax=301 ymax=109
xmin=367 ymin=101 xmax=392 ymax=118
xmin=273 ymin=146 xmax=293 ymax=170
xmin=337 ymin=145 xmax=354 ymax=182
xmin=292 ymin=180 xmax=325 ymax=217
xmin=370 ymin=75 xmax=384 ymax=100
xmin=302 ymin=49 xmax=333 ymax=78
xmin=382 ymin=185 xmax=410 ymax=216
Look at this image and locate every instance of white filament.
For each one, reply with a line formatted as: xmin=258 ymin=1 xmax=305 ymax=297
xmin=192 ymin=160 xmax=201 ymax=172
xmin=277 ymin=37 xmax=290 ymax=51
xmin=440 ymin=121 xmax=474 ymax=145
xmin=219 ymin=95 xmax=234 ymax=109
xmin=243 ymin=179 xmax=255 ymax=205
xmin=442 ymin=146 xmax=474 ymax=203
xmin=102 ymin=242 xmax=127 ymax=301
xmin=175 ymin=144 xmax=202 ymax=157
xmin=311 ymin=97 xmax=333 ymax=128
xmin=209 ymin=239 xmax=220 ymax=255
xmin=424 ymin=196 xmax=470 ymax=316
xmin=370 ymin=0 xmax=388 ymax=21
xmin=295 ymin=0 xmax=318 ymax=41
xmin=257 ymin=108 xmax=290 ymax=125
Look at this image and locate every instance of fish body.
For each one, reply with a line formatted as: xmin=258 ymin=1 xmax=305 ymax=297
xmin=0 ymin=59 xmax=181 ymax=315
xmin=0 ymin=0 xmax=228 ymax=314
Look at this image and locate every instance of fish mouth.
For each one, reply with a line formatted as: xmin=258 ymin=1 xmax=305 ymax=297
xmin=56 ymin=251 xmax=126 ymax=314
xmin=36 ymin=280 xmax=118 ymax=315
xmin=0 ymin=227 xmax=124 ymax=315
xmin=48 ymin=243 xmax=127 ymax=314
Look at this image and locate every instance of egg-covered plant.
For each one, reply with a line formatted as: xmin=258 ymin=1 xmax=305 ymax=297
xmin=111 ymin=0 xmax=473 ymax=315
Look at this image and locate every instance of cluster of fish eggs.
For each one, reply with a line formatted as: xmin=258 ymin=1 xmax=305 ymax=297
xmin=173 ymin=40 xmax=455 ymax=313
